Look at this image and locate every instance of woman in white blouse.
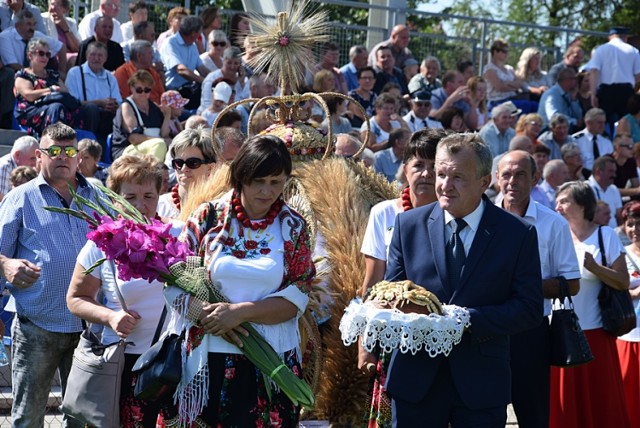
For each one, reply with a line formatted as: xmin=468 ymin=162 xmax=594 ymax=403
xmin=618 ymin=201 xmax=640 ymax=424
xmin=551 ymin=181 xmax=631 ymax=428
xmin=67 ymin=155 xmax=179 ymax=426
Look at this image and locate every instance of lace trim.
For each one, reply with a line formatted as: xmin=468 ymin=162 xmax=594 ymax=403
xmin=339 ymin=298 xmax=471 ymax=357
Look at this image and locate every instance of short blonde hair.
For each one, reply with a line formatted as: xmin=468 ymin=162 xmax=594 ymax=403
xmin=106 ymin=154 xmax=163 ymax=194
xmin=127 ymin=69 xmax=154 ymax=88
xmin=515 ymin=113 xmax=543 ymax=134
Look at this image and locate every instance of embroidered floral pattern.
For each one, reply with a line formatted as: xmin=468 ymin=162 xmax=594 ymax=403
xmin=180 ymin=193 xmax=315 ymax=297
xmin=219 ymin=226 xmax=274 ymax=259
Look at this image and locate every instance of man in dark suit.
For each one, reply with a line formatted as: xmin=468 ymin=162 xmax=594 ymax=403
xmin=384 ymin=133 xmax=543 ymax=427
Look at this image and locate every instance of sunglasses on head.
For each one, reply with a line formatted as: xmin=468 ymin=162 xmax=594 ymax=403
xmin=39 ymin=145 xmax=78 ymax=158
xmin=31 ymin=49 xmax=51 ymax=58
xmin=171 ymin=157 xmax=212 ymax=170
xmin=134 ymin=87 xmax=152 ymax=94
xmin=212 ymin=41 xmax=227 ymax=47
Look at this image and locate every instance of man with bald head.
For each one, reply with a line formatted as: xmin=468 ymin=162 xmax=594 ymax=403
xmin=368 ymin=24 xmax=414 ymax=70
xmin=76 ymin=15 xmax=125 ymax=71
xmin=334 ymin=133 xmax=362 ymax=159
xmin=497 ymin=150 xmax=580 ymax=428
xmin=78 ymin=0 xmax=123 ymax=42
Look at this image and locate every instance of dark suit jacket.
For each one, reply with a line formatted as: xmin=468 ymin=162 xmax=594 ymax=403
xmin=384 ymin=196 xmax=543 ymax=410
xmin=77 ymin=37 xmax=125 ymax=72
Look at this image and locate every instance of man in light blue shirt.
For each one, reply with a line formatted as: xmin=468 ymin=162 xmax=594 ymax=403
xmin=66 ymin=41 xmax=121 ymax=142
xmin=0 ymin=123 xmax=104 ymax=427
xmin=339 ymin=44 xmax=368 ymax=92
xmin=160 ymin=15 xmax=210 ymax=110
xmin=537 ymin=68 xmax=583 ymax=131
xmin=538 ymin=113 xmax=576 ymax=160
xmin=374 ymin=128 xmax=410 ymax=182
xmin=479 ymin=102 xmax=517 ymax=157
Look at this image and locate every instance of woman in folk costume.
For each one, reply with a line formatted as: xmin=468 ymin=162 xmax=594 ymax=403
xmin=178 ymin=1 xmax=398 ymax=424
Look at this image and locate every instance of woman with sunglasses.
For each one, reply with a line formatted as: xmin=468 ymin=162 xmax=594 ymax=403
xmin=14 ymin=38 xmax=81 ymax=137
xmin=157 ymin=128 xmax=217 ymax=219
xmin=162 ymin=134 xmax=314 ymax=427
xmin=112 ymin=69 xmax=171 ymax=161
xmin=483 ymin=38 xmax=527 ymax=111
xmin=200 ymin=30 xmax=228 ymax=73
xmin=67 ymin=154 xmax=180 ymax=427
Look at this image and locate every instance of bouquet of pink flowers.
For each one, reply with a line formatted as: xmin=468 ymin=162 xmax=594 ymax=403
xmin=46 ymin=185 xmax=315 ymax=408
xmin=86 ymin=215 xmax=191 ymax=282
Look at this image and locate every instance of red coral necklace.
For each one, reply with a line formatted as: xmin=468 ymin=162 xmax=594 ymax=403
xmin=401 ymin=187 xmax=413 ymax=212
xmin=171 ymin=184 xmax=181 ymax=211
xmin=232 ymin=192 xmax=283 ymax=231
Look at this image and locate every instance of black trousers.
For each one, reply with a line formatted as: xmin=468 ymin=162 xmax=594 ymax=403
xmin=510 ymin=317 xmax=551 ymax=428
xmin=597 ymin=83 xmax=634 ymax=134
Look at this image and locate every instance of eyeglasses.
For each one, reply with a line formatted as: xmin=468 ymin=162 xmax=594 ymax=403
xmin=359 ymin=76 xmax=375 ymax=80
xmin=38 ymin=145 xmax=78 ymax=158
xmin=134 ymin=87 xmax=152 ymax=94
xmin=212 ymin=41 xmax=227 ymax=47
xmin=497 ymin=48 xmax=509 ymax=53
xmin=31 ymin=50 xmax=51 ymax=58
xmin=619 ymin=144 xmax=634 ymax=149
xmin=171 ymin=157 xmax=212 ymax=170
xmin=105 ymin=3 xmax=120 ymax=9
xmin=414 ymin=101 xmax=430 ymax=107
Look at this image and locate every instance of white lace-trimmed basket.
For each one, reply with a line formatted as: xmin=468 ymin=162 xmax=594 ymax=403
xmin=339 ymin=298 xmax=471 ymax=356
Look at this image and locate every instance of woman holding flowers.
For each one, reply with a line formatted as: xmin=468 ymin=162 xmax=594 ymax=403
xmin=163 ymin=134 xmax=315 ymax=427
xmin=66 ymin=154 xmax=180 ymax=427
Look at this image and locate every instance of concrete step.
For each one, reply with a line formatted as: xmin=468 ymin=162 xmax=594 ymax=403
xmin=0 ymin=129 xmax=27 ymax=148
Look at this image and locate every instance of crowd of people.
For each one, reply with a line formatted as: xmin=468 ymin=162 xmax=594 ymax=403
xmin=0 ymin=0 xmax=640 ymax=427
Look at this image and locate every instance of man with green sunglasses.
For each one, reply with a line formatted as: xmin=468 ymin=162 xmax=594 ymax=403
xmin=0 ymin=123 xmax=105 ymax=427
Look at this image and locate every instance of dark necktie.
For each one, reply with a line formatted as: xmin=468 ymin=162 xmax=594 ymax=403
xmin=446 ymin=218 xmax=467 ymax=289
xmin=592 ymin=135 xmax=600 ymax=159
xmin=423 ymin=119 xmax=428 ymax=128
xmin=22 ymin=39 xmax=29 ymax=67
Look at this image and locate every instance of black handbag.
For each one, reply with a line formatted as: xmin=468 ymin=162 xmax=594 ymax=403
xmin=549 ymin=276 xmax=594 ymax=367
xmin=131 ymin=307 xmax=184 ymax=401
xmin=35 ymin=91 xmax=81 ymax=111
xmin=597 ymin=226 xmax=637 ymax=337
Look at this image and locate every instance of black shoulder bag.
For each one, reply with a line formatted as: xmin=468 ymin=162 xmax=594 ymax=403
xmin=597 ymin=226 xmax=636 ymax=336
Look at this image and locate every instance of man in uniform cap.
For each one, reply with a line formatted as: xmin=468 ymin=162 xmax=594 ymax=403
xmin=404 ymin=90 xmax=443 ymax=132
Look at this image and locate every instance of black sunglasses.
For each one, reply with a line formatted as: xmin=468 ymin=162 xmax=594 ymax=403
xmin=134 ymin=87 xmax=152 ymax=94
xmin=212 ymin=41 xmax=227 ymax=47
xmin=171 ymin=157 xmax=213 ymax=170
xmin=32 ymin=49 xmax=52 ymax=58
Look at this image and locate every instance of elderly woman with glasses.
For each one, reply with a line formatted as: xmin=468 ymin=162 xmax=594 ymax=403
xmin=111 ymin=69 xmax=172 ymax=161
xmin=200 ymin=30 xmax=228 ymax=73
xmin=67 ymin=154 xmax=180 ymax=427
xmin=157 ymin=128 xmax=217 ymax=219
xmin=14 ymin=38 xmax=80 ymax=137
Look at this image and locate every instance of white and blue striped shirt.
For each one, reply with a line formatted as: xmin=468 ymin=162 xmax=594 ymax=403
xmin=0 ymin=174 xmax=103 ymax=333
